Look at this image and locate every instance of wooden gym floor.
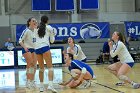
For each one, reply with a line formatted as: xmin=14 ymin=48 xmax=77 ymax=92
xmin=0 ymin=63 xmax=140 ymax=93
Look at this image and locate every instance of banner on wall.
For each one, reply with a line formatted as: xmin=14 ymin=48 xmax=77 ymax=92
xmin=124 ymin=22 xmax=140 ymax=38
xmin=16 ymin=22 xmax=110 ymax=41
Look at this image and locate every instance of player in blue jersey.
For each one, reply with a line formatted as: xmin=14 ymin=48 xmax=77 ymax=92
xmin=60 ymin=53 xmax=95 ymax=88
xmin=19 ymin=17 xmax=37 ymax=89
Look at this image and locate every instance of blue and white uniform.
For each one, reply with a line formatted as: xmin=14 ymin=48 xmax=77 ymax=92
xmin=19 ymin=28 xmax=36 ymax=54
xmin=35 ymin=25 xmax=55 ymax=54
xmin=110 ymin=40 xmax=134 ymax=67
xmin=68 ymin=60 xmax=94 ymax=78
xmin=67 ymin=44 xmax=87 ymax=62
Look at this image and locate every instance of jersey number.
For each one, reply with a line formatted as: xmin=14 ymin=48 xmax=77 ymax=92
xmin=32 ymin=38 xmax=36 ymax=43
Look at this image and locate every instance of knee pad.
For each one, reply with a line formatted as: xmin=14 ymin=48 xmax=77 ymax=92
xmin=119 ymin=75 xmax=129 ymax=81
xmin=39 ymin=68 xmax=44 ymax=72
xmin=28 ymin=67 xmax=35 ymax=74
xmin=48 ymin=67 xmax=53 ymax=71
xmin=81 ymin=67 xmax=87 ymax=74
xmin=71 ymin=70 xmax=78 ymax=78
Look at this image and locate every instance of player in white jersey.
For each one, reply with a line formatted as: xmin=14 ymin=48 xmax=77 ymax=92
xmin=106 ymin=31 xmax=140 ymax=89
xmin=67 ymin=37 xmax=87 ymax=62
xmin=34 ymin=15 xmax=57 ymax=93
xmin=19 ymin=17 xmax=37 ymax=89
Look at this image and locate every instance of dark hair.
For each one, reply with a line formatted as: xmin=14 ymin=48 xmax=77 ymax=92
xmin=67 ymin=53 xmax=74 ymax=60
xmin=38 ymin=15 xmax=49 ymax=38
xmin=27 ymin=17 xmax=34 ymax=27
xmin=68 ymin=37 xmax=75 ymax=44
xmin=116 ymin=32 xmax=125 ymax=43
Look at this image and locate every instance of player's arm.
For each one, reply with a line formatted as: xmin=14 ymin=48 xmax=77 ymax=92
xmin=78 ymin=67 xmax=87 ymax=81
xmin=47 ymin=25 xmax=55 ymax=43
xmin=66 ymin=47 xmax=70 ymax=53
xmin=72 ymin=61 xmax=86 ymax=82
xmin=59 ymin=78 xmax=73 ymax=86
xmin=73 ymin=45 xmax=81 ymax=59
xmin=19 ymin=30 xmax=28 ymax=51
xmin=110 ymin=42 xmax=123 ymax=57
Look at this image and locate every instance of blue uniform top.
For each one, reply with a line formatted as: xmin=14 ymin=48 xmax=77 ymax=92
xmin=68 ymin=60 xmax=94 ymax=78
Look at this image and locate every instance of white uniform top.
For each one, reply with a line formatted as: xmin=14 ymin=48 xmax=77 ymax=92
xmin=19 ymin=28 xmax=36 ymax=48
xmin=67 ymin=44 xmax=86 ymax=61
xmin=35 ymin=25 xmax=55 ymax=49
xmin=110 ymin=40 xmax=134 ymax=63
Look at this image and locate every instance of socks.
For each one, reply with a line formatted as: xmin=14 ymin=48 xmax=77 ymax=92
xmin=48 ymin=81 xmax=53 ymax=86
xmin=40 ymin=82 xmax=44 ymax=87
xmin=27 ymin=79 xmax=31 ymax=83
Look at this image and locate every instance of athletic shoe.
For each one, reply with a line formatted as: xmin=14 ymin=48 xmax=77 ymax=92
xmin=78 ymin=80 xmax=91 ymax=88
xmin=84 ymin=80 xmax=91 ymax=88
xmin=26 ymin=81 xmax=32 ymax=89
xmin=47 ymin=85 xmax=57 ymax=93
xmin=31 ymin=81 xmax=36 ymax=88
xmin=115 ymin=82 xmax=125 ymax=86
xmin=39 ymin=86 xmax=45 ymax=92
xmin=132 ymin=83 xmax=140 ymax=89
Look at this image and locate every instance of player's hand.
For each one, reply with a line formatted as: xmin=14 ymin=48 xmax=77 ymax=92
xmin=71 ymin=49 xmax=75 ymax=54
xmin=64 ymin=63 xmax=68 ymax=67
xmin=63 ymin=50 xmax=66 ymax=55
xmin=50 ymin=29 xmax=56 ymax=36
xmin=108 ymin=41 xmax=113 ymax=47
xmin=24 ymin=47 xmax=29 ymax=52
xmin=69 ymin=49 xmax=74 ymax=54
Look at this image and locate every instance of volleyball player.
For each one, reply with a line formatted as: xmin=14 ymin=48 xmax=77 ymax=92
xmin=19 ymin=17 xmax=37 ymax=89
xmin=34 ymin=15 xmax=57 ymax=92
xmin=107 ymin=31 xmax=140 ymax=89
xmin=66 ymin=37 xmax=87 ymax=62
xmin=61 ymin=53 xmax=95 ymax=88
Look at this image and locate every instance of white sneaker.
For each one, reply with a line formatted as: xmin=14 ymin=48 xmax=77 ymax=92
xmin=132 ymin=83 xmax=140 ymax=89
xmin=47 ymin=85 xmax=57 ymax=93
xmin=78 ymin=80 xmax=91 ymax=88
xmin=115 ymin=81 xmax=125 ymax=86
xmin=85 ymin=80 xmax=91 ymax=88
xmin=39 ymin=86 xmax=45 ymax=92
xmin=31 ymin=81 xmax=36 ymax=88
xmin=26 ymin=81 xmax=32 ymax=89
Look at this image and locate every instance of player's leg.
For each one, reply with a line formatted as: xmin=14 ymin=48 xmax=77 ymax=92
xmin=30 ymin=52 xmax=37 ymax=88
xmin=106 ymin=62 xmax=127 ymax=86
xmin=66 ymin=79 xmax=82 ymax=88
xmin=43 ymin=50 xmax=57 ymax=93
xmin=106 ymin=62 xmax=122 ymax=76
xmin=70 ymin=69 xmax=92 ymax=88
xmin=117 ymin=63 xmax=140 ymax=89
xmin=23 ymin=52 xmax=34 ymax=89
xmin=37 ymin=54 xmax=45 ymax=92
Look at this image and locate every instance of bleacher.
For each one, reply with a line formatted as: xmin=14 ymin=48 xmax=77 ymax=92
xmin=129 ymin=41 xmax=140 ymax=63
